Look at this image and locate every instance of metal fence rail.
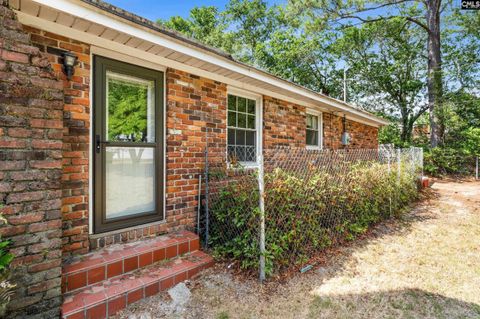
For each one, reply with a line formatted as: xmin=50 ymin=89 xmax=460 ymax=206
xmin=199 ymin=146 xmax=423 ymax=279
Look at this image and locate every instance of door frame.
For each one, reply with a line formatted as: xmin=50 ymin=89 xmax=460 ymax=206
xmin=93 ymin=55 xmax=165 ymax=234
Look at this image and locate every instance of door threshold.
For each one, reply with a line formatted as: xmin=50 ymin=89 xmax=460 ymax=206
xmin=90 ymin=219 xmax=166 ymax=238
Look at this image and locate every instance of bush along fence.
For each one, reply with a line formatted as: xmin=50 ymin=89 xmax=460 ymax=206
xmin=423 ymin=147 xmax=479 ymax=178
xmin=199 ymin=146 xmax=424 ymax=279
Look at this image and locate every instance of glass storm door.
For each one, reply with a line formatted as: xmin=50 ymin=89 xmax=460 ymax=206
xmin=94 ymin=56 xmax=164 ymax=233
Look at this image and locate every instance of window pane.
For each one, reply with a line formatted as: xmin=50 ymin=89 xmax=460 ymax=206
xmin=227 ymin=146 xmax=235 ymax=161
xmin=306 ymin=114 xmax=318 ymax=130
xmin=228 ymin=111 xmax=237 ymax=127
xmin=228 ymin=95 xmax=236 ymax=110
xmin=247 ymin=99 xmax=256 ymax=114
xmin=306 ymin=129 xmax=318 ymax=146
xmin=237 ymin=113 xmax=247 ymax=128
xmin=238 ymin=97 xmax=247 ymax=113
xmin=105 ymin=147 xmax=155 ymax=219
xmin=247 ymin=115 xmax=255 ymax=129
xmin=228 ymin=128 xmax=235 ymax=145
xmin=245 ymin=146 xmax=256 ymax=162
xmin=236 ymin=147 xmax=246 ymax=162
xmin=246 ymin=131 xmax=255 ymax=145
xmin=106 ymin=71 xmax=155 ymax=142
xmin=236 ymin=130 xmax=245 ymax=145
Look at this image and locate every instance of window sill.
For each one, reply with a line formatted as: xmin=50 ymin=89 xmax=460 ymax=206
xmin=227 ymin=162 xmax=259 ymax=170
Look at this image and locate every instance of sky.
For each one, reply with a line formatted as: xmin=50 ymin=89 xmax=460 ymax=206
xmin=107 ymin=0 xmax=283 ymax=22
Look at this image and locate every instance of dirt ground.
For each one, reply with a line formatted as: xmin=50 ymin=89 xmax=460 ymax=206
xmin=117 ymin=179 xmax=480 ymax=319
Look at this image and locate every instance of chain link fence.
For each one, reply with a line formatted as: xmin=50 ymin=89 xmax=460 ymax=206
xmin=199 ymin=146 xmax=424 ymax=279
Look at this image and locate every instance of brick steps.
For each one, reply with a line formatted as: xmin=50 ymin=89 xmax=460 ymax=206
xmin=62 ymin=231 xmax=200 ymax=293
xmin=61 ymin=250 xmax=213 ymax=319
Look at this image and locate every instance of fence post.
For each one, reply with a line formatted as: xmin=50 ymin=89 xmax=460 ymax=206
xmin=396 ymin=148 xmax=401 ymax=183
xmin=420 ymin=148 xmax=424 ymax=178
xmin=258 ymin=153 xmax=266 ymax=282
xmin=204 ymin=128 xmax=209 ymax=249
xmin=387 ymin=148 xmax=392 ymax=215
xmin=476 ymin=156 xmax=479 ymax=180
xmin=197 ymin=174 xmax=202 ymax=235
xmin=410 ymin=147 xmax=415 ymax=176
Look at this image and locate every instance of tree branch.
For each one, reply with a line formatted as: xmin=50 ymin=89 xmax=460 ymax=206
xmin=326 ymin=0 xmax=416 ymax=16
xmin=335 ymin=14 xmax=430 ymax=33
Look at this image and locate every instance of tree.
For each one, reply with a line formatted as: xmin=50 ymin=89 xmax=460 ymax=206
xmin=158 ymin=6 xmax=234 ymax=53
xmin=289 ymin=0 xmax=449 ymax=147
xmin=339 ymin=18 xmax=428 ymax=142
xmin=223 ymin=0 xmax=278 ymax=63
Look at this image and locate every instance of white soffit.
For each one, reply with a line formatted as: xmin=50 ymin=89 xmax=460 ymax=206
xmin=12 ymin=0 xmax=389 ymax=127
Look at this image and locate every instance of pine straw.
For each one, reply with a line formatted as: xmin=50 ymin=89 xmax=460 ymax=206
xmin=116 ymin=180 xmax=480 ymax=319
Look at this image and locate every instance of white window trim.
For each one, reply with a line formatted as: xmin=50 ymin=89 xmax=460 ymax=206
xmin=226 ymin=86 xmax=263 ymax=168
xmin=306 ymin=109 xmax=323 ymax=150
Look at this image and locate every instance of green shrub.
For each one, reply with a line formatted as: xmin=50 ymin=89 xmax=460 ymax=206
xmin=208 ymin=171 xmax=261 ymax=271
xmin=208 ymin=162 xmax=419 ymax=276
xmin=424 ymin=147 xmax=475 ymax=176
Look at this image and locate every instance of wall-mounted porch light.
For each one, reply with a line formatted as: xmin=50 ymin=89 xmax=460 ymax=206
xmin=62 ymin=51 xmax=77 ymax=80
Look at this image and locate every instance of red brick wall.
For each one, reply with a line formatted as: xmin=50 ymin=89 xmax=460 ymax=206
xmin=165 ymin=68 xmax=227 ymax=229
xmin=262 ymin=97 xmax=379 ymax=150
xmin=0 ymin=4 xmax=64 ymax=317
xmin=263 ymin=96 xmax=306 ymax=148
xmin=25 ymin=27 xmax=91 ymax=258
xmin=323 ymin=113 xmax=378 ymax=149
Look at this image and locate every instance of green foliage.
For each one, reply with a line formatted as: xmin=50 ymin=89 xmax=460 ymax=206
xmin=208 ymin=172 xmax=261 ymax=271
xmin=338 ymin=18 xmax=428 ymax=143
xmin=107 ymin=78 xmax=150 ymax=142
xmin=379 ymin=124 xmax=404 ymax=147
xmin=421 ymin=91 xmax=480 ymax=176
xmin=158 ymin=6 xmax=234 ymax=53
xmin=424 ymin=148 xmax=476 ymax=176
xmin=209 ymin=163 xmax=418 ymax=276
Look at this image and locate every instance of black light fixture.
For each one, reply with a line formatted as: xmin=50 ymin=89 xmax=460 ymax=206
xmin=62 ymin=51 xmax=77 ymax=80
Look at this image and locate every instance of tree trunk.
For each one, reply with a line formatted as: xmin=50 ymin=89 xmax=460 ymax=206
xmin=400 ymin=116 xmax=414 ymax=143
xmin=400 ymin=112 xmax=410 ymax=142
xmin=426 ymin=0 xmax=443 ymax=147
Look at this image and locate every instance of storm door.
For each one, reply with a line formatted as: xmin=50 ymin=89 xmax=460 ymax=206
xmin=93 ymin=56 xmax=164 ymax=233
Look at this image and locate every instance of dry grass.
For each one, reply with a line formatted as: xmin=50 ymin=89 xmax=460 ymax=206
xmin=117 ymin=180 xmax=480 ymax=319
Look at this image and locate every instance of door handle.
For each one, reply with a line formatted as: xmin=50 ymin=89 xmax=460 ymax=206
xmin=95 ymin=135 xmax=106 ymax=153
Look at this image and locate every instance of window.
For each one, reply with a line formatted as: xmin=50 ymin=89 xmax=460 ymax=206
xmin=306 ymin=112 xmax=323 ymax=149
xmin=227 ymin=93 xmax=258 ymax=163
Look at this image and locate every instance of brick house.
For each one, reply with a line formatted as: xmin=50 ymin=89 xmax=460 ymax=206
xmin=0 ymin=0 xmax=388 ymax=318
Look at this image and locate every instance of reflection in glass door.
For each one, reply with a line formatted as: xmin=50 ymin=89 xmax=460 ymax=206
xmin=94 ymin=56 xmax=164 ymax=233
